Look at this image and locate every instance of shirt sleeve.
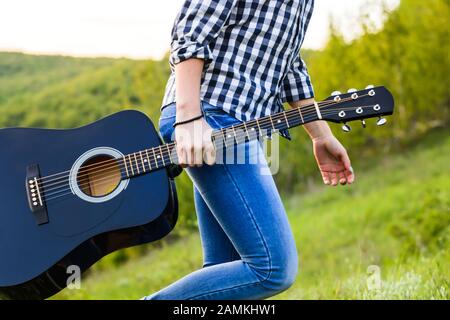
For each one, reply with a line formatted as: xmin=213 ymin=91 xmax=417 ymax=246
xmin=280 ymin=55 xmax=315 ymax=103
xmin=170 ymin=0 xmax=237 ymax=66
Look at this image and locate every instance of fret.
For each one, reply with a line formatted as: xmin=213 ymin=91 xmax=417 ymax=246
xmin=128 ymin=154 xmax=135 ymax=176
xmin=242 ymin=122 xmax=251 ymax=141
xmin=145 ymin=149 xmax=152 ymax=170
xmin=298 ymin=107 xmax=304 ymax=123
xmin=283 ymin=112 xmax=290 ymax=128
xmin=152 ymin=148 xmax=158 ymax=168
xmin=268 ymin=115 xmax=276 ymax=131
xmin=255 ymin=119 xmax=262 ymax=136
xmin=219 ymin=129 xmax=228 ymax=148
xmin=139 ymin=151 xmax=146 ymax=173
xmin=232 ymin=126 xmax=240 ymax=144
xmin=166 ymin=144 xmax=173 ymax=163
xmin=159 ymin=146 xmax=166 ymax=166
xmin=123 ymin=156 xmax=130 ymax=177
xmin=133 ymin=153 xmax=140 ymax=174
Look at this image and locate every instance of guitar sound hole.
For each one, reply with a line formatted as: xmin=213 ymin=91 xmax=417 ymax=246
xmin=77 ymin=155 xmax=121 ymax=197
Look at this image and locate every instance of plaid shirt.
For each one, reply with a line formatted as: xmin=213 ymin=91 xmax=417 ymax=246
xmin=162 ymin=0 xmax=315 ymax=138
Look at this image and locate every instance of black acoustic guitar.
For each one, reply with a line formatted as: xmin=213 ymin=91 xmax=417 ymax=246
xmin=0 ymin=86 xmax=394 ymax=299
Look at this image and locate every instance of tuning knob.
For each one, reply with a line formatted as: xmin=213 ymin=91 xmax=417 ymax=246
xmin=376 ymin=117 xmax=387 ymax=126
xmin=331 ymin=91 xmax=342 ymax=96
xmin=347 ymin=88 xmax=357 ymax=93
xmin=361 ymin=119 xmax=367 ymax=128
xmin=365 ymin=84 xmax=375 ymax=89
xmin=342 ymin=124 xmax=351 ymax=132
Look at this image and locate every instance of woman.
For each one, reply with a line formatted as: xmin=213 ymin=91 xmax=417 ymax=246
xmin=144 ymin=0 xmax=354 ymax=300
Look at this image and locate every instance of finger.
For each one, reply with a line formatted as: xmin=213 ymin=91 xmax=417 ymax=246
xmin=176 ymin=147 xmax=188 ymax=168
xmin=339 ymin=171 xmax=347 ymax=185
xmin=186 ymin=145 xmax=195 ymax=167
xmin=204 ymin=144 xmax=216 ymax=166
xmin=330 ymin=172 xmax=339 ymax=186
xmin=194 ymin=146 xmax=203 ymax=167
xmin=346 ymin=166 xmax=355 ymax=184
xmin=322 ymin=171 xmax=331 ymax=185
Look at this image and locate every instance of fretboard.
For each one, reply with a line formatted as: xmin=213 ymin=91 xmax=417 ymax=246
xmin=118 ymin=104 xmax=321 ymax=179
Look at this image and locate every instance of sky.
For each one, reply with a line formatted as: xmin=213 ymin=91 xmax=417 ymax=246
xmin=0 ymin=0 xmax=399 ymax=60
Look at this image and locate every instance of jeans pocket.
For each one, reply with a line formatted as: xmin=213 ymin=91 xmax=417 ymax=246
xmin=201 ymin=102 xmax=241 ymax=130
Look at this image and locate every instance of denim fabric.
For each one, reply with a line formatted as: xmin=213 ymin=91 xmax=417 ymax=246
xmin=144 ymin=102 xmax=298 ymax=300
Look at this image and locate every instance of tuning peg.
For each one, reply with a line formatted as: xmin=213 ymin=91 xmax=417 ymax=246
xmin=342 ymin=123 xmax=351 ymax=132
xmin=331 ymin=91 xmax=342 ymax=96
xmin=376 ymin=117 xmax=387 ymax=126
xmin=361 ymin=119 xmax=367 ymax=128
xmin=347 ymin=88 xmax=357 ymax=93
xmin=365 ymin=84 xmax=375 ymax=89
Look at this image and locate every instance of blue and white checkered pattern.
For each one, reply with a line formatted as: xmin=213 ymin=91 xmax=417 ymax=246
xmin=162 ymin=0 xmax=315 ymax=126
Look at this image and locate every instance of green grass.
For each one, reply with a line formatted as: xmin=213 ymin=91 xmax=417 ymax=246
xmin=54 ymin=129 xmax=450 ymax=300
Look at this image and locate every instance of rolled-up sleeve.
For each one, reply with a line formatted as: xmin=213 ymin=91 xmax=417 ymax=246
xmin=170 ymin=0 xmax=237 ymax=65
xmin=280 ymin=55 xmax=315 ymax=102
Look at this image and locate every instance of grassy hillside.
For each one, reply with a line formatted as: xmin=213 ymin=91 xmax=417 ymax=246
xmin=53 ymin=128 xmax=450 ymax=300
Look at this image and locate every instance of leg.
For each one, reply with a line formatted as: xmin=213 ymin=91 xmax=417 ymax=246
xmin=194 ymin=186 xmax=240 ymax=267
xmin=144 ymin=141 xmax=298 ymax=300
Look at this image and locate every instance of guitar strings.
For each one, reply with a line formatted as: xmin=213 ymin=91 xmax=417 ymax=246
xmin=40 ymin=97 xmax=370 ymax=196
xmin=40 ymin=98 xmax=364 ymax=194
xmin=44 ymin=110 xmax=328 ymax=202
xmin=41 ymin=98 xmax=371 ymax=195
xmin=43 ymin=107 xmax=371 ymax=202
xmin=34 ymin=96 xmax=350 ymax=186
xmin=39 ymin=98 xmax=359 ymax=193
xmin=43 ymin=105 xmax=376 ymax=202
xmin=39 ymin=95 xmax=366 ymax=195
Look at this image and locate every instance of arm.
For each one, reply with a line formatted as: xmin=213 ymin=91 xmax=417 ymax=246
xmin=288 ymin=98 xmax=355 ymax=186
xmin=174 ymin=59 xmax=215 ymax=167
xmin=171 ymin=0 xmax=238 ymax=167
xmin=283 ymin=57 xmax=355 ymax=186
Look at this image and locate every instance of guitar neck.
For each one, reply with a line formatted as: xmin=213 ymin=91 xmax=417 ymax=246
xmin=118 ymin=104 xmax=321 ymax=179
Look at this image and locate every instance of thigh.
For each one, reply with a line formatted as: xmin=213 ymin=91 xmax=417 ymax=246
xmin=194 ymin=187 xmax=240 ymax=267
xmin=186 ymin=140 xmax=297 ymax=276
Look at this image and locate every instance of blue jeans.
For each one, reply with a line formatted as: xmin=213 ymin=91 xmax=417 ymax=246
xmin=143 ymin=101 xmax=298 ymax=300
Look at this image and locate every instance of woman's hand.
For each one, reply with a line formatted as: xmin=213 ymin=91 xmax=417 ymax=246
xmin=312 ymin=135 xmax=355 ymax=186
xmin=174 ymin=58 xmax=215 ymax=167
xmin=174 ymin=117 xmax=216 ymax=167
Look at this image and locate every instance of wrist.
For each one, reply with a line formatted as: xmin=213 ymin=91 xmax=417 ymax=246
xmin=305 ymin=121 xmax=334 ymax=141
xmin=176 ymin=101 xmax=202 ymax=119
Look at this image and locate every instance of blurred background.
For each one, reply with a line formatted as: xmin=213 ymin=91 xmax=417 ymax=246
xmin=0 ymin=0 xmax=448 ymax=299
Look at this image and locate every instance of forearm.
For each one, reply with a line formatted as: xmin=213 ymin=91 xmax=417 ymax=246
xmin=175 ymin=58 xmax=204 ymax=119
xmin=288 ymin=98 xmax=333 ymax=141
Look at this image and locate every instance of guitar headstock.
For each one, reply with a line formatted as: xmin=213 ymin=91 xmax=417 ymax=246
xmin=320 ymin=85 xmax=394 ymax=132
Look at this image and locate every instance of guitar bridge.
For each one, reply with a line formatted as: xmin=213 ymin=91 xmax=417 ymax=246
xmin=26 ymin=164 xmax=49 ymax=225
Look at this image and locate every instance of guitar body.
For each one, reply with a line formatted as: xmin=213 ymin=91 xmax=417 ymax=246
xmin=0 ymin=110 xmax=178 ymax=299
